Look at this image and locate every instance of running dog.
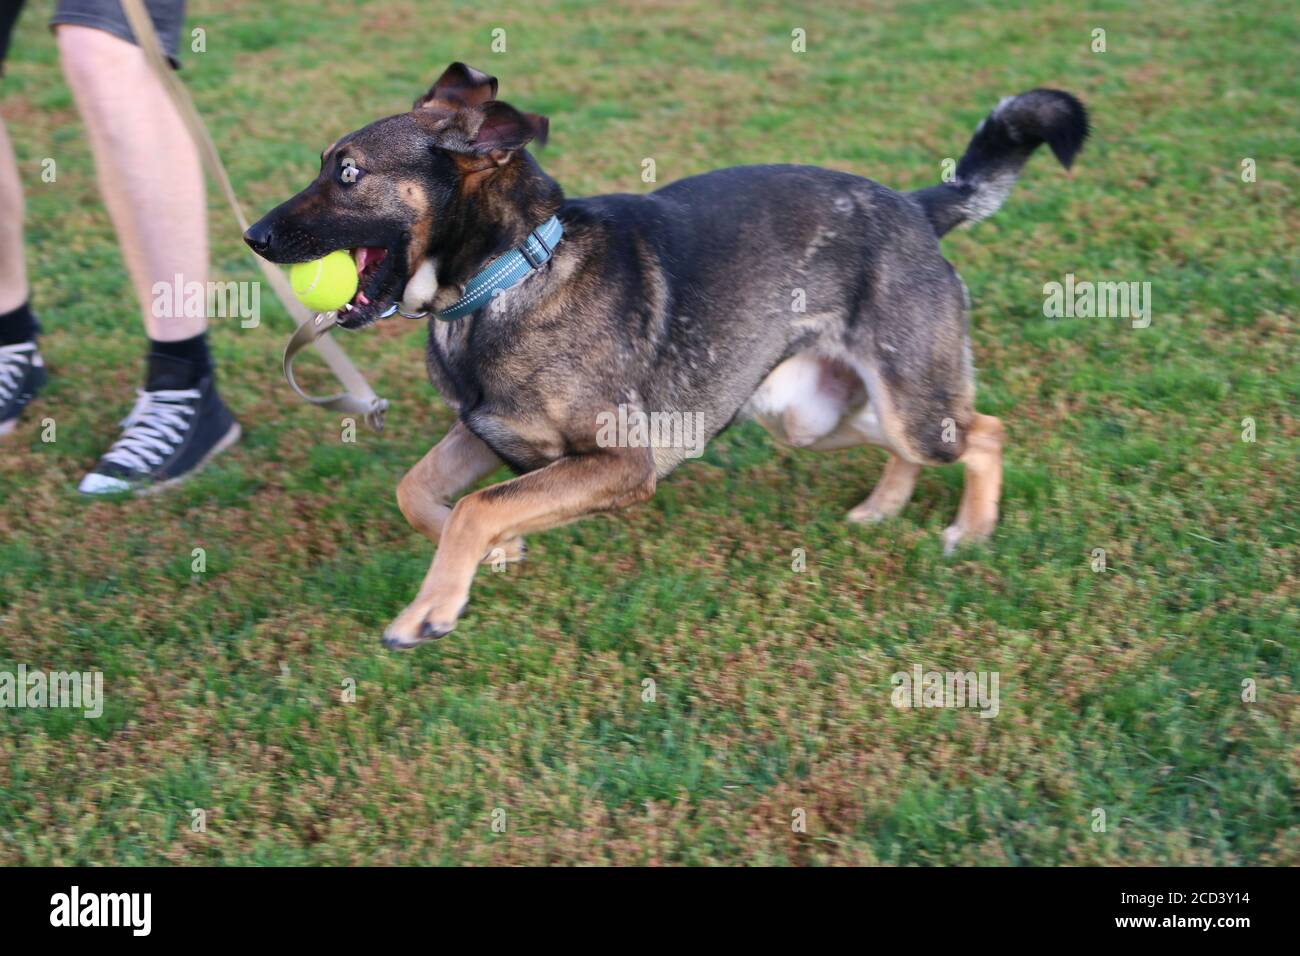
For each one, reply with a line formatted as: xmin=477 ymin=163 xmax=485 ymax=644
xmin=245 ymin=63 xmax=1089 ymax=648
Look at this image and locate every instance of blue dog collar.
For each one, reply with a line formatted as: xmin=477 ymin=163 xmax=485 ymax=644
xmin=436 ymin=215 xmax=564 ymax=321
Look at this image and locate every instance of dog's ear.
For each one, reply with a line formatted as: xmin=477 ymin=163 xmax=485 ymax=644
xmin=414 ymin=62 xmax=498 ymax=110
xmin=469 ymin=101 xmax=549 ymax=162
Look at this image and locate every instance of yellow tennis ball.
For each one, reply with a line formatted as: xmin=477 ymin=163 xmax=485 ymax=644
xmin=289 ymin=250 xmax=359 ymax=313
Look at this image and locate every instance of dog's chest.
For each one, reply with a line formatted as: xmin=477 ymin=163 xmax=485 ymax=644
xmin=425 ymin=317 xmax=524 ymax=401
xmin=424 ymin=318 xmax=479 ymax=410
xmin=424 ymin=318 xmax=565 ymax=470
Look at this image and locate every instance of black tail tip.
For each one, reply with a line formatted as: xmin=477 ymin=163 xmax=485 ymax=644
xmin=1029 ymin=89 xmax=1090 ymax=169
xmin=995 ymin=88 xmax=1090 ymax=170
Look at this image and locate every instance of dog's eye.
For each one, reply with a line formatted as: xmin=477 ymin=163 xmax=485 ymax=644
xmin=339 ymin=158 xmax=364 ymax=185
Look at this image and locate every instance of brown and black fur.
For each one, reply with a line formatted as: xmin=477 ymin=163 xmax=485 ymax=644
xmin=246 ymin=64 xmax=1089 ymax=648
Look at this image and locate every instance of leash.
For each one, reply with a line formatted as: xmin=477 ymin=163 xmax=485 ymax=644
xmin=119 ymin=0 xmax=390 ymax=431
xmin=281 ymin=309 xmax=387 ymax=416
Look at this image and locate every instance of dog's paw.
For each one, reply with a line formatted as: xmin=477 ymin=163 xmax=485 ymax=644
xmin=381 ymin=597 xmax=468 ymax=650
xmin=941 ymin=521 xmax=994 ymax=556
xmin=847 ymin=486 xmax=914 ymax=525
xmin=380 ymin=625 xmax=424 ymax=651
xmin=847 ymin=503 xmax=892 ymax=525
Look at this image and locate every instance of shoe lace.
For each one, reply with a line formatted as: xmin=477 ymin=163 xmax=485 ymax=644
xmin=0 ymin=342 xmax=37 ymax=400
xmin=100 ymin=388 xmax=201 ymax=472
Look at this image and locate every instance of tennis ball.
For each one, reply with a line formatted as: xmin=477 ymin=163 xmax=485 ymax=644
xmin=289 ymin=250 xmax=359 ymax=313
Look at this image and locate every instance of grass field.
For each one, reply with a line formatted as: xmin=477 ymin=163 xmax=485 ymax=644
xmin=0 ymin=0 xmax=1296 ymax=865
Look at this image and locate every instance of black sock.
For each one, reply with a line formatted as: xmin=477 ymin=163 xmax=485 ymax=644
xmin=146 ymin=333 xmax=213 ymax=390
xmin=0 ymin=302 xmax=39 ymax=345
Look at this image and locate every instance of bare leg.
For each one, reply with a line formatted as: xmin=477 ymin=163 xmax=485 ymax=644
xmin=56 ymin=25 xmax=206 ymax=341
xmin=384 ymin=447 xmax=656 ymax=648
xmin=0 ymin=119 xmax=28 ymax=314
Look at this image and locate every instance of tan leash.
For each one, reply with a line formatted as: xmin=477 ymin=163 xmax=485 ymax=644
xmin=118 ymin=0 xmax=389 ymax=431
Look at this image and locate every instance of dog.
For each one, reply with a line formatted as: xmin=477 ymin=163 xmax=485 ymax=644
xmin=245 ymin=63 xmax=1088 ymax=648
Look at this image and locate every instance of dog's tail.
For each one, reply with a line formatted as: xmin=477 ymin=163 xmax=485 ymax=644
xmin=911 ymin=89 xmax=1089 ymax=237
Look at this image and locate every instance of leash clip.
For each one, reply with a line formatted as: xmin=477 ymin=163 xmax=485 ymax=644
xmin=376 ymin=303 xmax=429 ymax=321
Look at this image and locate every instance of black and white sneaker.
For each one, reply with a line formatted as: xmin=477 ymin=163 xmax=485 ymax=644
xmin=78 ymin=353 xmax=241 ymax=496
xmin=0 ymin=340 xmax=47 ymax=438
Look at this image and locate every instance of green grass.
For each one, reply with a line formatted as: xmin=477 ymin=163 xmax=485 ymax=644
xmin=0 ymin=0 xmax=1296 ymax=865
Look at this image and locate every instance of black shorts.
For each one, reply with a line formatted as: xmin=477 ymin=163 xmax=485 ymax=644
xmin=1 ymin=0 xmax=186 ymax=73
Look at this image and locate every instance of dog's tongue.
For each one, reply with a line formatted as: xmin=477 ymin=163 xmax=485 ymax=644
xmin=352 ymin=247 xmax=386 ymax=306
xmin=352 ymin=246 xmax=384 ymax=274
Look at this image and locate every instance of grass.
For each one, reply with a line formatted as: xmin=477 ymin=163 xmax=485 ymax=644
xmin=0 ymin=0 xmax=1296 ymax=865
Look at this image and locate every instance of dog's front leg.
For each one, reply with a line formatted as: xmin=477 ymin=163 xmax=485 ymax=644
xmin=396 ymin=420 xmax=526 ymax=563
xmin=382 ymin=446 xmax=657 ymax=648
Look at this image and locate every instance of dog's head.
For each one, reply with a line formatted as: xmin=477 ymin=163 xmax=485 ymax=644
xmin=244 ymin=62 xmax=556 ymax=328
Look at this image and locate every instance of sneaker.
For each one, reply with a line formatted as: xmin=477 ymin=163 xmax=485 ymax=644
xmin=78 ymin=353 xmax=241 ymax=496
xmin=0 ymin=340 xmax=47 ymax=438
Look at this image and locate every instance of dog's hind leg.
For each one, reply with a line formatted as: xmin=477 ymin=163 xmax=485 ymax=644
xmin=396 ymin=420 xmax=526 ymax=564
xmin=751 ymin=354 xmax=926 ymax=523
xmin=839 ymin=255 xmax=1005 ymax=553
xmin=941 ymin=412 xmax=1004 ymax=554
xmin=383 ymin=446 xmax=657 ymax=648
xmin=800 ymin=403 xmax=924 ymax=523
xmin=846 ymin=454 xmax=923 ymax=524
xmin=851 ymin=357 xmax=1004 ymax=554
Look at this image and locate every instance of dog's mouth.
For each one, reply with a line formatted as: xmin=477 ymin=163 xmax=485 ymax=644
xmin=338 ymin=245 xmax=405 ymax=329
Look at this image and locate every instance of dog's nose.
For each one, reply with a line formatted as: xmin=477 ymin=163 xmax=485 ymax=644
xmin=243 ymin=220 xmax=274 ymax=256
